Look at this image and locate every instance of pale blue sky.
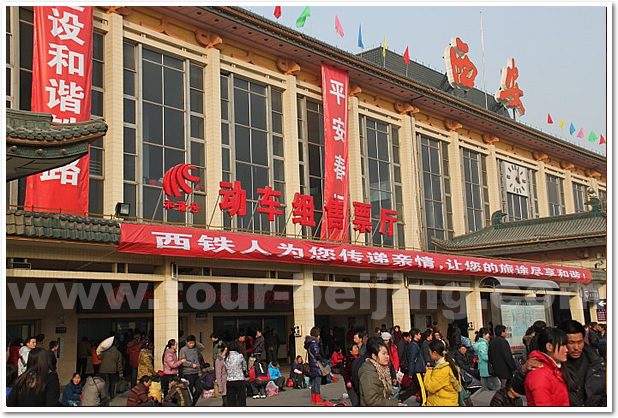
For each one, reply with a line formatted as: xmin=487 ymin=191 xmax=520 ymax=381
xmin=246 ymin=4 xmax=608 ymax=156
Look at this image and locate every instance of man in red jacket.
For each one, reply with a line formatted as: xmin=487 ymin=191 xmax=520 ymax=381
xmin=126 ymin=334 xmax=143 ymax=388
xmin=126 ymin=376 xmax=157 ymax=406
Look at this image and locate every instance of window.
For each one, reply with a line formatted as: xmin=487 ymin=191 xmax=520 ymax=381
xmin=220 ymin=73 xmax=285 ymax=234
xmin=499 ymin=161 xmax=538 ymax=221
xmin=546 ymin=174 xmax=565 ymax=216
xmin=360 ymin=116 xmax=405 ymax=248
xmin=461 ymin=148 xmax=489 ymax=232
xmin=572 ymin=182 xmax=587 ymax=213
xmin=123 ymin=43 xmax=206 ymax=224
xmin=89 ymin=32 xmax=104 ymax=216
xmin=297 ymin=97 xmax=324 ymax=238
xmin=6 ymin=7 xmax=13 ymax=108
xmin=419 ymin=135 xmax=452 ymax=250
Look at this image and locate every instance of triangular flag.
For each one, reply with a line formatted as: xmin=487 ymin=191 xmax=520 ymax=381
xmin=382 ymin=36 xmax=387 ymax=58
xmin=600 ymin=134 xmax=606 ymax=145
xmin=559 ymin=119 xmax=564 ymax=128
xmin=274 ymin=6 xmax=281 ymax=19
xmin=335 ymin=15 xmax=344 ymax=37
xmin=588 ymin=131 xmax=598 ymax=142
xmin=577 ymin=128 xmax=585 ymax=138
xmin=569 ymin=123 xmax=575 ymax=135
xmin=357 ymin=24 xmax=364 ymax=49
xmin=547 ymin=114 xmax=553 ymax=124
xmin=295 ymin=6 xmax=311 ymax=28
xmin=403 ymin=46 xmax=410 ymax=65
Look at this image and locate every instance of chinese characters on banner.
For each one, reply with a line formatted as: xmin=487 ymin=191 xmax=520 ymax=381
xmin=444 ymin=37 xmax=477 ymax=90
xmin=118 ymin=223 xmax=593 ymax=284
xmin=321 ymin=64 xmax=350 ymax=242
xmin=495 ymin=58 xmax=525 ymax=116
xmin=25 ymin=6 xmax=94 ymax=214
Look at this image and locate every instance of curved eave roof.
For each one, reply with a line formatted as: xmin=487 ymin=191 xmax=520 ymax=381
xmin=432 ymin=210 xmax=607 ymax=256
xmin=6 ymin=109 xmax=108 ymax=181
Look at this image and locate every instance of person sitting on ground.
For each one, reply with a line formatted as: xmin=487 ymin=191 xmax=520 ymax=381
xmin=62 ymin=373 xmax=83 ymax=406
xmin=490 ymin=380 xmax=523 ymax=407
xmin=330 ymin=346 xmax=344 ymax=374
xmin=126 ymin=375 xmax=158 ymax=406
xmin=268 ymin=361 xmax=286 ymax=391
xmin=249 ymin=360 xmax=270 ymax=399
xmin=162 ymin=377 xmax=191 ymax=406
xmin=290 ymin=355 xmax=306 ymax=389
xmin=80 ymin=373 xmax=109 ymax=406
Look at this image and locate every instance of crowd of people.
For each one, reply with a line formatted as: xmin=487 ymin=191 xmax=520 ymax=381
xmin=5 ymin=319 xmax=607 ymax=407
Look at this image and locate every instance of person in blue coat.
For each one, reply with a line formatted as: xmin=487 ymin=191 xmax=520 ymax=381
xmin=268 ymin=361 xmax=286 ymax=391
xmin=62 ymin=373 xmax=83 ymax=406
xmin=304 ymin=327 xmax=331 ymax=405
xmin=472 ymin=328 xmax=493 ymax=393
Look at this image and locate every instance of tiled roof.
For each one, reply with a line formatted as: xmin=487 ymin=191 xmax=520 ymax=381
xmin=432 ymin=201 xmax=607 ymax=256
xmin=6 ymin=109 xmax=107 ymax=146
xmin=6 ymin=209 xmax=121 ymax=244
xmin=359 ymin=47 xmax=512 ymax=119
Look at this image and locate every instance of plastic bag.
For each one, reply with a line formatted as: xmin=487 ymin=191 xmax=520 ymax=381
xmin=266 ymin=380 xmax=279 ymax=397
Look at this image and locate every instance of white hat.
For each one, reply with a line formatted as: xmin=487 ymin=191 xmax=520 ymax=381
xmin=381 ymin=332 xmax=392 ymax=341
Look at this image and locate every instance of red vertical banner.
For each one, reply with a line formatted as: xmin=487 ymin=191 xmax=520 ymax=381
xmin=25 ymin=6 xmax=94 ymax=214
xmin=320 ymin=65 xmax=349 ymax=241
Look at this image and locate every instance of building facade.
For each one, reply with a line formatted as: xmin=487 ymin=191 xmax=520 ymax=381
xmin=6 ymin=6 xmax=606 ymax=384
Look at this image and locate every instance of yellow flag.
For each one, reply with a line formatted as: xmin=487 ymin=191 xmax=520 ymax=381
xmin=559 ymin=119 xmax=564 ymax=128
xmin=382 ymin=36 xmax=387 ymax=57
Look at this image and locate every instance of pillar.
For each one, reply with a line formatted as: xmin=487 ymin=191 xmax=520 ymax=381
xmin=391 ymin=274 xmax=411 ymax=331
xmin=153 ymin=263 xmax=179 ymax=368
xmin=569 ymin=293 xmax=586 ymax=325
xmin=281 ymin=74 xmax=301 ymax=236
xmin=293 ymin=267 xmax=315 ymax=357
xmin=486 ymin=145 xmax=502 ymax=215
xmin=348 ymin=96 xmax=364 ymax=244
xmin=102 ymin=12 xmax=125 ymax=215
xmin=204 ymin=48 xmax=223 ymax=226
xmin=447 ymin=131 xmax=466 ymax=235
xmin=465 ymin=280 xmax=484 ymax=339
xmin=400 ymin=114 xmax=422 ymax=249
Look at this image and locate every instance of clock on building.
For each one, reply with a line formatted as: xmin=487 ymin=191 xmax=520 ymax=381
xmin=504 ymin=162 xmax=529 ymax=196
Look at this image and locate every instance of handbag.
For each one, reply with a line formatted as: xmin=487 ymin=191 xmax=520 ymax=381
xmin=308 ymin=349 xmax=331 ymax=376
xmin=456 ymin=373 xmax=473 ymax=407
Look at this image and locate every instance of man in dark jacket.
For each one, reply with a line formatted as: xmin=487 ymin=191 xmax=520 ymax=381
xmin=421 ymin=329 xmax=434 ymax=367
xmin=512 ymin=319 xmax=607 ymax=407
xmin=557 ymin=320 xmax=606 ymax=406
xmin=98 ymin=342 xmax=124 ymax=400
xmin=488 ymin=325 xmax=518 ymax=389
xmin=396 ymin=332 xmax=411 ymax=374
xmin=253 ymin=329 xmax=265 ymax=361
xmin=178 ymin=335 xmax=204 ymax=405
xmin=405 ymin=328 xmax=427 ymax=405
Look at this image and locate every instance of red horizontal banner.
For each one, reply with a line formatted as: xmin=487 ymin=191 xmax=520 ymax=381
xmin=117 ymin=224 xmax=592 ymax=284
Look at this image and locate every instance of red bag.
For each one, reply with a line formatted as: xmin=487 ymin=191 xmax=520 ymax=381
xmin=286 ymin=378 xmax=294 ymax=387
xmin=400 ymin=374 xmax=414 ymax=389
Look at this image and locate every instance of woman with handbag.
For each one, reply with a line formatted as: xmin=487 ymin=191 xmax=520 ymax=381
xmin=304 ymin=327 xmax=330 ymax=405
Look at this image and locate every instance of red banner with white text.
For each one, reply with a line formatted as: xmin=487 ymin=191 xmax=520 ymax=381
xmin=321 ymin=64 xmax=350 ymax=242
xmin=117 ymin=224 xmax=592 ymax=284
xmin=25 ymin=6 xmax=93 ymax=215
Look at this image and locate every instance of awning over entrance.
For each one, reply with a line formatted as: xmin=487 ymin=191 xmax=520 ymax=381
xmin=481 ymin=276 xmax=559 ymax=290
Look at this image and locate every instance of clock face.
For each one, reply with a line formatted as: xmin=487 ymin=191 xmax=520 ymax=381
xmin=505 ymin=163 xmax=529 ymax=196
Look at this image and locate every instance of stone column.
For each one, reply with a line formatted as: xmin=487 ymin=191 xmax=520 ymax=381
xmin=399 ymin=114 xmax=422 ymax=249
xmin=102 ymin=12 xmax=125 ymax=215
xmin=153 ymin=263 xmax=179 ymax=368
xmin=486 ymin=145 xmax=502 ymax=215
xmin=569 ymin=293 xmax=586 ymax=325
xmin=347 ymin=97 xmax=364 ymax=244
xmin=448 ymin=131 xmax=466 ymax=235
xmin=536 ymin=161 xmax=550 ymax=217
xmin=563 ymin=170 xmax=575 ymax=214
xmin=204 ymin=48 xmax=223 ymax=226
xmin=293 ymin=267 xmax=315 ymax=357
xmin=465 ymin=280 xmax=484 ymax=339
xmin=282 ymin=74 xmax=301 ymax=236
xmin=391 ymin=274 xmax=411 ymax=331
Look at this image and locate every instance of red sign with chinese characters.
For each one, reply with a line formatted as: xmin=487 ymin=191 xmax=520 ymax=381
xmin=118 ymin=223 xmax=592 ymax=284
xmin=162 ymin=164 xmax=202 ymax=214
xmin=495 ymin=58 xmax=525 ymax=116
xmin=321 ymin=64 xmax=350 ymax=242
xmin=444 ymin=37 xmax=477 ymax=90
xmin=25 ymin=6 xmax=94 ymax=215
